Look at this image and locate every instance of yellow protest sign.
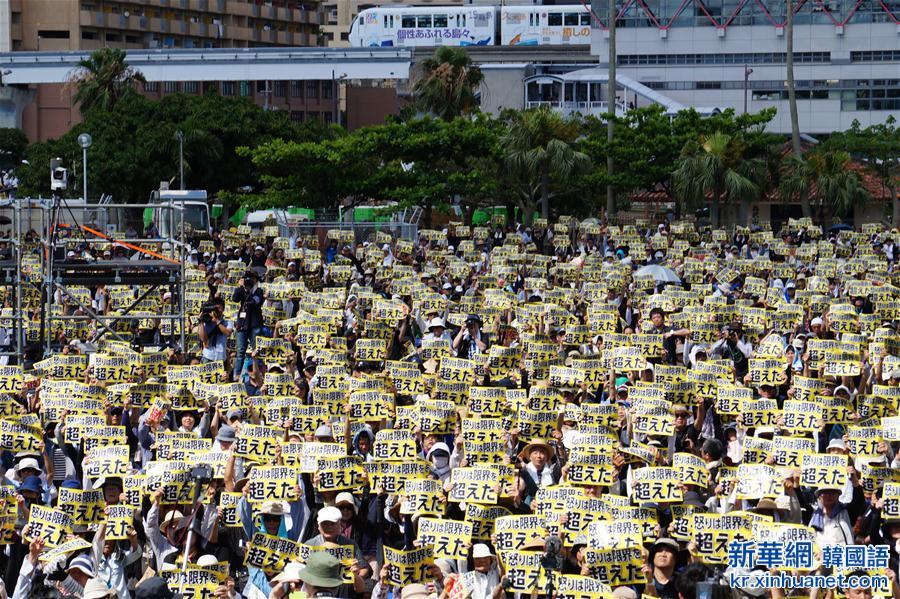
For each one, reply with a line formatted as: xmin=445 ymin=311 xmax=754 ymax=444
xmin=57 ymin=488 xmax=105 ymax=527
xmin=801 ymin=453 xmax=847 ymax=490
xmin=243 ymin=532 xmax=298 ymax=574
xmin=584 ymin=547 xmax=646 ymax=587
xmin=416 ymin=518 xmax=473 ymax=560
xmin=632 ymin=467 xmax=683 ymax=504
xmin=85 ymin=445 xmax=129 ymax=479
xmin=448 ymin=467 xmax=499 ymax=505
xmin=691 ymin=513 xmax=752 ymax=564
xmin=24 ymin=505 xmax=73 ymax=548
xmin=104 ymin=505 xmax=134 ymax=541
xmin=383 ymin=546 xmax=435 ymax=586
xmin=234 ymin=424 xmax=281 ymax=463
xmin=247 ymin=466 xmax=298 ymax=503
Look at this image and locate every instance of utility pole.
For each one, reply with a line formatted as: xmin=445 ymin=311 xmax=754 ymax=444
xmin=175 ymin=131 xmax=184 ymax=190
xmin=606 ymin=0 xmax=617 ymax=218
xmin=743 ymin=65 xmax=753 ymax=114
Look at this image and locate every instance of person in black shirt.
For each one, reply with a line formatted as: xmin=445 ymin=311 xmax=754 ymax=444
xmin=231 ymin=270 xmax=264 ymax=378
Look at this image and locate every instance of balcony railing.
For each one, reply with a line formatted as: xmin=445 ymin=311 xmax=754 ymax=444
xmin=525 ymin=100 xmax=626 ymax=117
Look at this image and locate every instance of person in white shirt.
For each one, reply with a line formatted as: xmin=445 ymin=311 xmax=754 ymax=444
xmin=459 ymin=543 xmax=502 ymax=599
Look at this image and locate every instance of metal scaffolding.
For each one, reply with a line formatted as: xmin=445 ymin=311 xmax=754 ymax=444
xmin=0 ymin=196 xmax=190 ymax=361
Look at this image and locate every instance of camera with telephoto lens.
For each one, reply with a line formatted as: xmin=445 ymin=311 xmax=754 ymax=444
xmin=192 ymin=463 xmax=214 ymax=483
xmin=199 ymin=303 xmax=218 ymax=324
xmin=541 ymin=535 xmax=563 ymax=571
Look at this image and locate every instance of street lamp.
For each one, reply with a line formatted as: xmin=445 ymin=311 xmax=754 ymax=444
xmin=77 ymin=133 xmax=92 ymax=202
xmin=175 ymin=131 xmax=184 ymax=190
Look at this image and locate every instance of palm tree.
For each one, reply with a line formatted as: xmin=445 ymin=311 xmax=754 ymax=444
xmin=780 ymin=150 xmax=870 ymax=222
xmin=501 ymin=106 xmax=591 ymax=225
xmin=66 ymin=48 xmax=146 ymax=114
xmin=412 ymin=47 xmax=484 ymax=121
xmin=784 ymin=0 xmax=811 ymax=218
xmin=162 ymin=128 xmax=224 ymax=189
xmin=674 ymin=131 xmax=766 ymax=227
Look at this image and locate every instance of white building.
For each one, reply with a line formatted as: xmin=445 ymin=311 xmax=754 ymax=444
xmin=587 ymin=0 xmax=899 ymax=133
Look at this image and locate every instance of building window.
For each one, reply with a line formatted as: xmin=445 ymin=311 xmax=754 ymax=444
xmin=307 ymin=111 xmax=319 ymax=121
xmin=322 ymin=82 xmax=333 ymax=99
xmin=81 ymin=31 xmax=97 ymax=40
xmin=240 ymin=81 xmax=250 ymax=97
xmin=106 ymin=33 xmax=121 ymax=42
xmin=145 ymin=81 xmax=159 ymax=92
xmin=38 ymin=30 xmax=70 ymax=39
xmin=307 ymin=81 xmax=319 ymax=99
xmin=183 ymin=81 xmax=199 ymax=94
xmin=290 ymin=81 xmax=302 ymax=98
xmin=548 ymin=13 xmax=563 ymax=25
xmin=696 ymin=81 xmax=722 ymax=89
xmin=274 ymin=81 xmax=287 ymax=98
xmin=291 ymin=111 xmax=303 ymax=122
xmin=222 ymin=81 xmax=236 ymax=96
xmin=164 ymin=81 xmax=179 ymax=93
xmin=126 ymin=35 xmax=139 ymax=43
xmin=324 ymin=111 xmax=334 ymax=124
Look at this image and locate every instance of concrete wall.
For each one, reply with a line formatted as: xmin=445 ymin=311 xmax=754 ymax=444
xmin=479 ymin=64 xmax=531 ymax=116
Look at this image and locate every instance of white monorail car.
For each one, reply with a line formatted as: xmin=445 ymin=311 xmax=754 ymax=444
xmin=348 ymin=5 xmax=591 ymax=47
xmin=500 ymin=5 xmax=592 ymax=45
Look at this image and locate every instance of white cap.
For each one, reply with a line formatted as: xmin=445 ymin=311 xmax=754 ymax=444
xmin=472 ymin=543 xmax=494 ymax=559
xmin=827 ymin=438 xmax=847 ymax=452
xmin=15 ymin=458 xmax=40 ymax=473
xmin=810 ymin=317 xmax=824 ymax=327
xmin=255 ymin=245 xmax=264 ymax=251
xmin=197 ymin=554 xmax=219 ymax=567
xmin=428 ymin=317 xmax=446 ymax=330
xmin=162 ymin=291 xmax=172 ymax=300
xmin=382 ymin=244 xmax=391 ymax=251
xmin=317 ymin=506 xmax=342 ymax=524
xmin=66 ymin=251 xmax=75 ymax=257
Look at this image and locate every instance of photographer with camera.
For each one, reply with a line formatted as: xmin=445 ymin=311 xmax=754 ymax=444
xmin=197 ymin=297 xmax=233 ymax=365
xmin=232 ymin=270 xmax=264 ymax=379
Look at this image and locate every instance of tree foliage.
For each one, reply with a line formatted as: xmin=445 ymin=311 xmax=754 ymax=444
xmin=674 ymin=131 xmax=767 ymax=226
xmin=0 ymin=128 xmax=28 ymax=172
xmin=66 ymin=48 xmax=147 ymax=114
xmin=17 ymin=93 xmax=326 ymax=203
xmin=411 ymin=47 xmax=484 ymax=121
xmin=827 ymin=117 xmax=899 ymax=223
xmin=780 ymin=149 xmax=870 ymax=220
xmin=501 ymin=106 xmax=591 ymax=224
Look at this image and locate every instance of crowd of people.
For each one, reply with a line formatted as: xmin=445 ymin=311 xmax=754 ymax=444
xmin=0 ymin=213 xmax=898 ymax=599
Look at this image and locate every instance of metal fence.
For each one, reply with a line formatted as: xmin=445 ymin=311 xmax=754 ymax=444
xmin=287 ymin=221 xmax=419 ymax=247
